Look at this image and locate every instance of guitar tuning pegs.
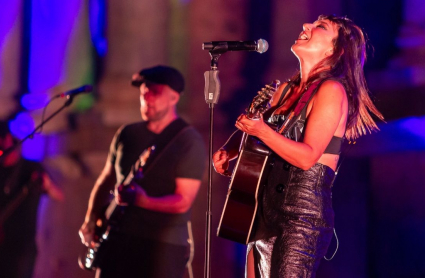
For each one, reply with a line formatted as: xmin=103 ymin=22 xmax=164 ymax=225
xmin=267 ymin=80 xmax=281 ymax=90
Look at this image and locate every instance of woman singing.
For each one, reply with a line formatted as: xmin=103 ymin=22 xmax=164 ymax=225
xmin=212 ymin=15 xmax=384 ymax=277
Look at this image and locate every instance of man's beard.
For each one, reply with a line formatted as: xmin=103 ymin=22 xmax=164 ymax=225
xmin=142 ymin=107 xmax=169 ymax=122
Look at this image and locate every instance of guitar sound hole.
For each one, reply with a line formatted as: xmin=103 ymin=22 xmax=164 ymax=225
xmin=276 ymin=184 xmax=285 ymax=193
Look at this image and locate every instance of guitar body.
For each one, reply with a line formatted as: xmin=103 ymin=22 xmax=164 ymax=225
xmin=217 ymin=80 xmax=280 ymax=245
xmin=79 ymin=201 xmax=125 ymax=271
xmin=217 ymin=134 xmax=272 ymax=244
xmin=79 ymin=146 xmax=154 ymax=271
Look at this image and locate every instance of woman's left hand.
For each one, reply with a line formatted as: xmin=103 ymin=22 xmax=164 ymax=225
xmin=235 ymin=114 xmax=269 ymax=138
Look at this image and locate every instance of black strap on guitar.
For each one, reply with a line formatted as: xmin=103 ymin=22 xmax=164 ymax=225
xmin=124 ymin=118 xmax=190 ymax=182
xmin=279 ymin=79 xmax=328 ymax=137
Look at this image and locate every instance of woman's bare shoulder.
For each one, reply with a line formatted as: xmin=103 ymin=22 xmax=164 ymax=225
xmin=316 ymin=80 xmax=346 ymax=98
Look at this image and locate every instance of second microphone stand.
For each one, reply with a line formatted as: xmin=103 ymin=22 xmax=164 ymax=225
xmin=0 ymin=96 xmax=75 ymax=162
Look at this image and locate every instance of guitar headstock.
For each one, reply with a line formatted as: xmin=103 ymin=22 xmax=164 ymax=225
xmin=246 ymin=80 xmax=281 ymax=119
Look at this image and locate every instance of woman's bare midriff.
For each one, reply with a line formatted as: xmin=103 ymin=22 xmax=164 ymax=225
xmin=317 ymin=153 xmax=339 ymax=171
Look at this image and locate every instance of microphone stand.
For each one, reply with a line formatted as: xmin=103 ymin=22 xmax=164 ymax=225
xmin=0 ymin=95 xmax=75 ymax=161
xmin=203 ymin=51 xmax=223 ymax=278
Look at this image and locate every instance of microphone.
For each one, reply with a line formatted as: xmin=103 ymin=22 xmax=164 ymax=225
xmin=58 ymin=85 xmax=93 ymax=98
xmin=202 ymin=39 xmax=268 ymax=54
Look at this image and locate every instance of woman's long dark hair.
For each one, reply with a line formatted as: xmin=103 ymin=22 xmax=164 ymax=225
xmin=290 ymin=15 xmax=384 ymax=140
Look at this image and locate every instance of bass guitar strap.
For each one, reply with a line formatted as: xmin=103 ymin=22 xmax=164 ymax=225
xmin=124 ymin=118 xmax=190 ymax=183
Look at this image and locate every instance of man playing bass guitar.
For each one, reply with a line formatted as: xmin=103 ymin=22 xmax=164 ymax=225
xmin=79 ymin=65 xmax=206 ymax=278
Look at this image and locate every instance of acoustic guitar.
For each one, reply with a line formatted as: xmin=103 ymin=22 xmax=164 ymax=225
xmin=217 ymin=80 xmax=280 ymax=245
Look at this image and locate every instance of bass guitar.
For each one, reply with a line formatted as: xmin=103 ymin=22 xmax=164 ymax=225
xmin=217 ymin=80 xmax=280 ymax=245
xmin=78 ymin=146 xmax=155 ymax=271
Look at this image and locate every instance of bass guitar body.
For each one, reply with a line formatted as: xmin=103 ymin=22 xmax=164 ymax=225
xmin=217 ymin=80 xmax=280 ymax=245
xmin=79 ymin=146 xmax=154 ymax=271
xmin=78 ymin=202 xmax=124 ymax=271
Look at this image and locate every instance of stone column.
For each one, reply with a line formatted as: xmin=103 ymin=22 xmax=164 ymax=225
xmin=389 ymin=0 xmax=425 ymax=86
xmin=0 ymin=0 xmax=23 ymax=118
xmin=369 ymin=0 xmax=425 ymax=89
xmin=31 ymin=1 xmax=97 ymax=277
xmin=98 ymin=0 xmax=170 ymax=126
xmin=187 ymin=0 xmax=250 ymax=128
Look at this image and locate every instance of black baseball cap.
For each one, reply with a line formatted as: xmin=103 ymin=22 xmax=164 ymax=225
xmin=131 ymin=65 xmax=185 ymax=94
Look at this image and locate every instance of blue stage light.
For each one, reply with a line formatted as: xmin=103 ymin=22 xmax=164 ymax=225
xmin=21 ymin=92 xmax=49 ymax=110
xmin=22 ymin=133 xmax=45 ymax=161
xmin=9 ymin=112 xmax=35 ymax=140
xmin=9 ymin=112 xmax=46 ymax=161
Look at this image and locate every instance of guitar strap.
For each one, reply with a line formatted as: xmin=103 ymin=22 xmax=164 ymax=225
xmin=279 ymin=79 xmax=328 ymax=136
xmin=124 ymin=118 xmax=190 ymax=183
xmin=297 ymin=79 xmax=341 ymax=122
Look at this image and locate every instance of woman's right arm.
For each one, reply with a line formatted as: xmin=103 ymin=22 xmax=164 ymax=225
xmin=212 ymin=130 xmax=243 ymax=176
xmin=213 ymin=82 xmax=289 ymax=176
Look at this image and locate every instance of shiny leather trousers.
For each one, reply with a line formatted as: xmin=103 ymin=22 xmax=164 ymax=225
xmin=247 ymin=161 xmax=335 ymax=278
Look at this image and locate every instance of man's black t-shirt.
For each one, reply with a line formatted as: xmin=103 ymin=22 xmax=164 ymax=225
xmin=108 ymin=119 xmax=206 ymax=246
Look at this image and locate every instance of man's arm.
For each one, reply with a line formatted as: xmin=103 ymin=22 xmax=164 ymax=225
xmin=79 ymin=160 xmax=116 ymax=245
xmin=118 ymin=177 xmax=201 ymax=214
xmin=42 ymin=172 xmax=65 ymax=202
xmin=115 ymin=127 xmax=206 ymax=214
